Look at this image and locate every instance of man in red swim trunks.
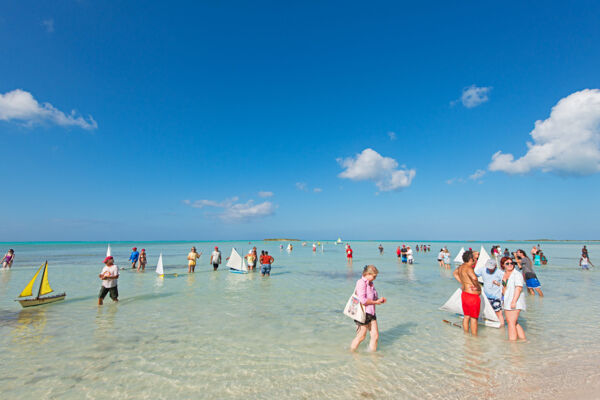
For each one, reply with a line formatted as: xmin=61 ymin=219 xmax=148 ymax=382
xmin=453 ymin=249 xmax=481 ymax=336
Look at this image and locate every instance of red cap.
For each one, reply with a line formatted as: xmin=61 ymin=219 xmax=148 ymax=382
xmin=141 ymin=249 xmax=145 ymax=252
xmin=214 ymin=246 xmax=218 ymax=249
xmin=103 ymin=256 xmax=113 ymax=263
xmin=132 ymin=247 xmax=137 ymax=251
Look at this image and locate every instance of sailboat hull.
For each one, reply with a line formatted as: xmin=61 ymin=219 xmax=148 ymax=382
xmin=229 ymin=268 xmax=248 ymax=274
xmin=17 ymin=293 xmax=66 ymax=308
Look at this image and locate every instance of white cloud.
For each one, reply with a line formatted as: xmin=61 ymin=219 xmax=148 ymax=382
xmin=183 ymin=197 xmax=274 ymax=222
xmin=295 ymin=182 xmax=307 ymax=191
xmin=258 ymin=191 xmax=274 ymax=198
xmin=0 ymin=89 xmax=97 ymax=130
xmin=489 ymin=89 xmax=600 ymax=175
xmin=313 ymin=188 xmax=322 ymax=193
xmin=388 ymin=131 xmax=397 ymax=140
xmin=42 ymin=19 xmax=54 ymax=33
xmin=469 ymin=169 xmax=486 ymax=180
xmin=337 ymin=148 xmax=416 ymax=192
xmin=455 ymin=85 xmax=492 ymax=108
xmin=445 ymin=177 xmax=465 ymax=185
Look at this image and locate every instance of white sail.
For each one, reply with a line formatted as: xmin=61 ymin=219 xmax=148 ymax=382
xmin=106 ymin=244 xmax=112 ymax=257
xmin=156 ymin=253 xmax=164 ymax=275
xmin=226 ymin=248 xmax=245 ymax=271
xmin=440 ymin=288 xmax=501 ymax=328
xmin=474 ymin=246 xmax=491 ymax=276
xmin=453 ymin=247 xmax=465 ymax=263
xmin=336 ymin=237 xmax=342 ymax=244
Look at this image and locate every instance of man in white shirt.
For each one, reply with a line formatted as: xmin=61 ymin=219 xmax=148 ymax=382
xmin=210 ymin=246 xmax=222 ymax=271
xmin=98 ymin=256 xmax=119 ymax=305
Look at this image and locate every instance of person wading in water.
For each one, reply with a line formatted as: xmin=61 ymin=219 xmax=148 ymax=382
xmin=453 ymin=249 xmax=481 ymax=336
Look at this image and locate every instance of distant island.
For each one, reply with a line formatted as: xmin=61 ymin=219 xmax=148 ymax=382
xmin=264 ymin=238 xmax=300 ymax=241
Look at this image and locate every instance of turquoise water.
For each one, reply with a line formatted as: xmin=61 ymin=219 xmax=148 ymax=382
xmin=0 ymin=241 xmax=599 ymax=399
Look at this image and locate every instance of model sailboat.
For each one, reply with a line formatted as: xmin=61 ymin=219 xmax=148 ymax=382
xmin=453 ymin=247 xmax=465 ymax=263
xmin=227 ymin=248 xmax=248 ymax=274
xmin=106 ymin=244 xmax=112 ymax=257
xmin=440 ymin=289 xmax=501 ymax=328
xmin=336 ymin=238 xmax=342 ymax=245
xmin=16 ymin=261 xmax=66 ymax=307
xmin=156 ymin=253 xmax=164 ymax=277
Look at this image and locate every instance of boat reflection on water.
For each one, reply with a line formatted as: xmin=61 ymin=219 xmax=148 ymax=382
xmin=12 ymin=307 xmax=49 ymax=346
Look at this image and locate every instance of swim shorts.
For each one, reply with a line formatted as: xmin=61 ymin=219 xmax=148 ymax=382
xmin=99 ymin=286 xmax=118 ymax=300
xmin=525 ymin=277 xmax=541 ymax=288
xmin=355 ymin=313 xmax=377 ymax=326
xmin=213 ymin=263 xmax=219 ymax=270
xmin=487 ymin=297 xmax=502 ymax=312
xmin=461 ymin=291 xmax=481 ymax=319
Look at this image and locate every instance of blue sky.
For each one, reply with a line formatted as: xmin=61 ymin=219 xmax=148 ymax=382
xmin=1 ymin=1 xmax=600 ymax=241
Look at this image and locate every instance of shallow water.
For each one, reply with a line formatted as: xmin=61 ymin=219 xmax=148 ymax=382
xmin=0 ymin=241 xmax=599 ymax=399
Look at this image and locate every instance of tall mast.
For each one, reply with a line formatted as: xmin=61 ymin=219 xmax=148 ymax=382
xmin=36 ymin=261 xmax=48 ymax=299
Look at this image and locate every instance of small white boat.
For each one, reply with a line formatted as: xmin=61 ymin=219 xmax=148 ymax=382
xmin=440 ymin=288 xmax=500 ymax=328
xmin=106 ymin=244 xmax=112 ymax=257
xmin=227 ymin=248 xmax=248 ymax=274
xmin=156 ymin=253 xmax=164 ymax=277
xmin=474 ymin=246 xmax=491 ymax=283
xmin=453 ymin=247 xmax=465 ymax=263
xmin=336 ymin=238 xmax=342 ymax=245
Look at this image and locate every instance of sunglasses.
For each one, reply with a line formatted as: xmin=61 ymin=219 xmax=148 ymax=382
xmin=504 ymin=262 xmax=513 ymax=265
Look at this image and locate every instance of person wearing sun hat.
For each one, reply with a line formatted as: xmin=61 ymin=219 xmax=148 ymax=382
xmin=98 ymin=256 xmax=119 ymax=305
xmin=128 ymin=247 xmax=140 ymax=269
xmin=210 ymin=246 xmax=222 ymax=271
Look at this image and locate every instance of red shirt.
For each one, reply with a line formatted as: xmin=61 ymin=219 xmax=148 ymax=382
xmin=346 ymin=248 xmax=353 ymax=258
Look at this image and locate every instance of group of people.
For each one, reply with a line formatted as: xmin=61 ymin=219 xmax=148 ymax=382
xmin=243 ymin=247 xmax=275 ymax=276
xmin=98 ymin=245 xmax=276 ymax=305
xmin=395 ymin=245 xmax=414 ymax=264
xmin=453 ymin=248 xmax=543 ymax=341
xmin=580 ymin=245 xmax=593 ymax=269
xmin=127 ymin=247 xmax=147 ymax=271
xmin=437 ymin=247 xmax=451 ymax=269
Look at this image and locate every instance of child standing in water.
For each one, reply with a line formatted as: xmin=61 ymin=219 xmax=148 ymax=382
xmin=580 ymin=254 xmax=593 ymax=270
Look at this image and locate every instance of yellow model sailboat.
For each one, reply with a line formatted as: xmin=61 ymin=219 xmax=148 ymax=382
xmin=16 ymin=261 xmax=66 ymax=307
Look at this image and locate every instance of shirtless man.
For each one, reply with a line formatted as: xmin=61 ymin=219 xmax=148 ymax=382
xmin=453 ymin=249 xmax=481 ymax=336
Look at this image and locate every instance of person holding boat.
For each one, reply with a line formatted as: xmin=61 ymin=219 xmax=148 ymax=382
xmin=98 ymin=256 xmax=119 ymax=305
xmin=350 ymin=265 xmax=387 ymax=352
xmin=2 ymin=249 xmax=15 ymax=268
xmin=453 ymin=250 xmax=481 ymax=336
xmin=475 ymin=258 xmax=505 ymax=326
xmin=210 ymin=246 xmax=222 ymax=271
xmin=500 ymin=256 xmax=526 ymax=341
xmin=128 ymin=247 xmax=140 ymax=269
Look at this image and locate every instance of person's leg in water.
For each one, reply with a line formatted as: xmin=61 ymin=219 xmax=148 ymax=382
xmin=368 ymin=319 xmax=380 ymax=351
xmin=462 ymin=315 xmax=471 ymax=333
xmin=496 ymin=310 xmax=505 ymax=326
xmin=98 ymin=287 xmax=108 ymax=305
xmin=350 ymin=324 xmax=368 ymax=351
xmin=535 ymin=287 xmax=543 ymax=297
xmin=505 ymin=310 xmax=522 ymax=340
xmin=470 ymin=316 xmax=478 ymax=336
